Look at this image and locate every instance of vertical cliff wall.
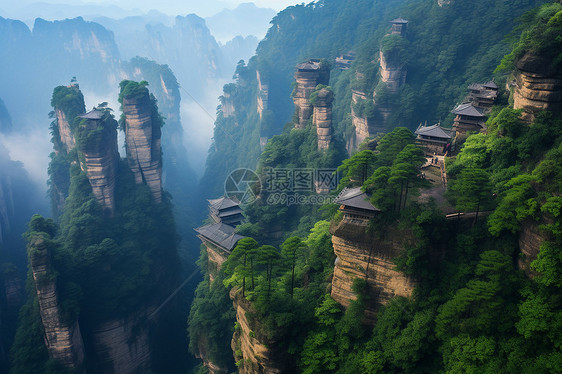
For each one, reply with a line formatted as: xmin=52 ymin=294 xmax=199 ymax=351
xmin=230 ymin=289 xmax=294 ymax=374
xmin=312 ymin=87 xmax=334 ymax=150
xmin=379 ymin=50 xmax=407 ymax=94
xmin=351 ymin=90 xmax=371 ymax=148
xmin=292 ymin=60 xmax=330 ymax=129
xmin=330 ymin=216 xmax=416 ymax=322
xmin=513 ymin=53 xmax=562 ymax=123
xmin=90 ymin=306 xmax=154 ymax=374
xmin=257 ymin=70 xmax=269 ymax=120
xmin=28 ymin=235 xmax=85 ymax=369
xmin=122 ymin=88 xmax=163 ymax=204
xmin=76 ymin=110 xmax=119 ymax=215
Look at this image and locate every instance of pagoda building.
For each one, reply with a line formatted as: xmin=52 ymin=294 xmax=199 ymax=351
xmin=414 ymin=123 xmax=454 ymax=155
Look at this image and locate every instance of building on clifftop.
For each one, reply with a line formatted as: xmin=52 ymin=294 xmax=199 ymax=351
xmin=414 ymin=123 xmax=454 ymax=155
xmin=451 ymin=102 xmax=487 ymax=135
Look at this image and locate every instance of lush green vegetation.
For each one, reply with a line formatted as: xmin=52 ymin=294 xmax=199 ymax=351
xmin=10 ymin=84 xmax=185 ymax=373
xmin=191 ymin=2 xmax=562 ymax=372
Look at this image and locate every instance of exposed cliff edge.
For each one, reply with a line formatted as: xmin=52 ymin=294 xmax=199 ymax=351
xmin=312 ymin=87 xmax=334 ymax=151
xmin=28 ymin=234 xmax=85 ymax=369
xmin=49 ymin=84 xmax=86 ymax=215
xmin=330 ymin=215 xmax=416 ymax=322
xmin=292 ymin=60 xmax=330 ymax=129
xmin=76 ymin=108 xmax=119 ymax=215
xmin=230 ymin=289 xmax=294 ymax=374
xmin=90 ymin=306 xmax=154 ymax=373
xmin=513 ymin=52 xmax=562 ymax=122
xmin=120 ymin=81 xmax=163 ymax=204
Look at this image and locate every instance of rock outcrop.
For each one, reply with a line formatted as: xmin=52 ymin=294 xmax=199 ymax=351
xmin=91 ymin=307 xmax=154 ymax=374
xmin=312 ymin=87 xmax=333 ymax=150
xmin=330 ymin=216 xmax=416 ymax=323
xmin=256 ymin=70 xmax=269 ymax=120
xmin=230 ymin=289 xmax=294 ymax=373
xmin=518 ymin=217 xmax=554 ymax=278
xmin=351 ymin=90 xmax=371 ymax=148
xmin=28 ymin=235 xmax=85 ymax=369
xmin=513 ymin=52 xmax=562 ymax=123
xmin=123 ymin=93 xmax=163 ymax=204
xmin=55 ymin=109 xmax=76 ymax=152
xmin=77 ymin=110 xmax=119 ymax=215
xmin=292 ymin=60 xmax=330 ymax=129
xmin=379 ymin=50 xmax=407 ymax=94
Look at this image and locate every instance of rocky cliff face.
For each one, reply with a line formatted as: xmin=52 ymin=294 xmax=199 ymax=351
xmin=518 ymin=218 xmax=553 ymax=278
xmin=91 ymin=307 xmax=154 ymax=374
xmin=292 ymin=61 xmax=330 ymax=129
xmin=123 ymin=94 xmax=163 ymax=204
xmin=312 ymin=88 xmax=333 ymax=150
xmin=222 ymin=91 xmax=236 ymax=118
xmin=330 ymin=216 xmax=416 ymax=322
xmin=513 ymin=52 xmax=562 ymax=122
xmin=78 ymin=113 xmax=119 ymax=215
xmin=256 ymin=70 xmax=269 ymax=120
xmin=28 ymin=235 xmax=85 ymax=369
xmin=55 ymin=109 xmax=76 ymax=153
xmin=379 ymin=50 xmax=407 ymax=94
xmin=351 ymin=90 xmax=370 ymax=148
xmin=230 ymin=289 xmax=294 ymax=374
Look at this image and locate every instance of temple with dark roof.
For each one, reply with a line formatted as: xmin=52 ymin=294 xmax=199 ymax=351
xmin=194 ymin=197 xmax=246 ymax=281
xmin=335 ymin=187 xmax=380 ymax=220
xmin=78 ymin=108 xmax=103 ymax=120
xmin=451 ymin=102 xmax=487 ymax=134
xmin=414 ymin=123 xmax=454 ymax=155
xmin=390 ymin=18 xmax=408 ymax=35
xmin=466 ymin=81 xmax=498 ymax=110
xmin=208 ymin=196 xmax=244 ymax=226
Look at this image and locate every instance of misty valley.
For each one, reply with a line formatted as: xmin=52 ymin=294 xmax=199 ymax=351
xmin=0 ymin=0 xmax=562 ymax=373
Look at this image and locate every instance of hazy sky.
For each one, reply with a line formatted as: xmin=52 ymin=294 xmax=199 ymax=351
xmin=2 ymin=0 xmax=303 ymax=17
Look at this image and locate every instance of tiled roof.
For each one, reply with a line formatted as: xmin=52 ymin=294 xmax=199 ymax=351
xmin=194 ymin=222 xmax=245 ymax=252
xmin=335 ymin=187 xmax=380 ymax=212
xmin=415 ymin=124 xmax=454 ymax=139
xmin=207 ymin=197 xmax=240 ymax=211
xmin=391 ymin=17 xmax=409 ymax=23
xmin=451 ymin=103 xmax=485 ymax=117
xmin=78 ymin=108 xmax=103 ymax=120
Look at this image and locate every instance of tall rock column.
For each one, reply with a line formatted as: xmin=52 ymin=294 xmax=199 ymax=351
xmin=28 ymin=235 xmax=85 ymax=369
xmin=292 ymin=60 xmax=330 ymax=129
xmin=513 ymin=53 xmax=562 ymax=123
xmin=312 ymin=87 xmax=334 ymax=150
xmin=121 ymin=83 xmax=163 ymax=203
xmin=77 ymin=109 xmax=119 ymax=215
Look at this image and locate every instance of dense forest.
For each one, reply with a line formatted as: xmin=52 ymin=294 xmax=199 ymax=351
xmin=2 ymin=0 xmax=562 ymax=373
xmin=189 ymin=0 xmax=562 ymax=373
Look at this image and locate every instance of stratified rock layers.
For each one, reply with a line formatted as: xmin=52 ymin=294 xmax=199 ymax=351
xmin=379 ymin=50 xmax=406 ymax=94
xmin=123 ymin=95 xmax=163 ymax=203
xmin=293 ymin=61 xmax=329 ymax=129
xmin=513 ymin=53 xmax=562 ymax=122
xmin=28 ymin=236 xmax=85 ymax=369
xmin=330 ymin=216 xmax=416 ymax=322
xmin=230 ymin=289 xmax=294 ymax=374
xmin=313 ymin=88 xmax=333 ymax=150
xmin=55 ymin=108 xmax=76 ymax=152
xmin=79 ymin=117 xmax=119 ymax=215
xmin=91 ymin=307 xmax=154 ymax=374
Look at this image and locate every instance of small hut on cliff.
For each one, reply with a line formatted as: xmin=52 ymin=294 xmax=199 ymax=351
xmin=207 ymin=196 xmax=244 ymax=226
xmin=335 ymin=187 xmax=380 ymax=220
xmin=415 ymin=123 xmax=454 ymax=155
